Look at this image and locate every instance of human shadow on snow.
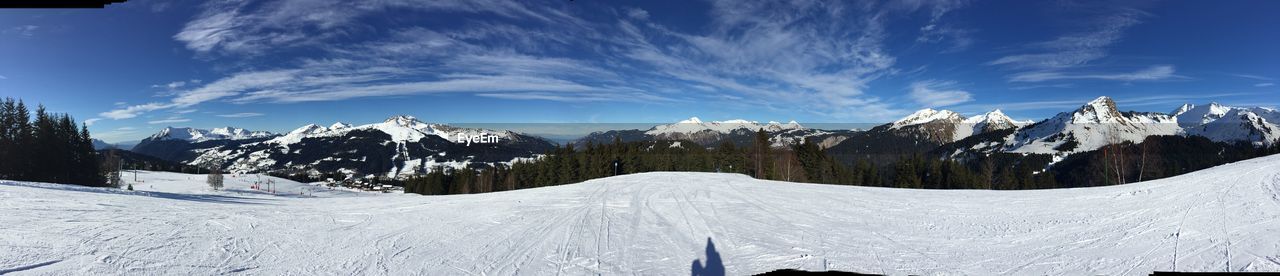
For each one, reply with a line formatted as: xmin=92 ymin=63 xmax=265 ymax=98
xmin=691 ymin=237 xmax=725 ymax=276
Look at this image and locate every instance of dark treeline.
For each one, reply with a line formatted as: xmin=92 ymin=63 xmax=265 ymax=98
xmin=403 ymin=128 xmax=1280 ymax=196
xmin=401 ymin=129 xmax=1053 ymax=195
xmin=0 ymin=97 xmax=104 ymax=186
xmin=1053 ymin=135 xmax=1279 ymax=187
xmin=404 ymin=130 xmax=819 ymax=195
xmin=98 ymin=148 xmax=200 ymax=174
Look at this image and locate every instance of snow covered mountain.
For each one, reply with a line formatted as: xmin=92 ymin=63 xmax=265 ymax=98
xmin=1182 ymin=108 xmax=1280 ymax=146
xmin=1003 ymin=96 xmax=1182 ymax=153
xmin=146 ymin=126 xmax=275 ymax=142
xmin=268 ymin=115 xmax=514 ymax=145
xmin=1175 ymin=103 xmax=1280 ymax=146
xmin=964 ymin=109 xmax=1029 ymax=133
xmin=830 ymin=96 xmax=1280 ymax=163
xmin=885 ymin=108 xmax=1030 ymax=144
xmin=133 ymin=116 xmax=555 ymax=178
xmin=645 ymin=117 xmax=803 ymax=136
xmin=576 ymin=117 xmax=853 ymax=148
xmin=7 ymin=154 xmax=1280 ymax=274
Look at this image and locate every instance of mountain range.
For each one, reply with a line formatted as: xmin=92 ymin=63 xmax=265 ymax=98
xmin=132 ymin=116 xmax=555 ymax=178
xmin=126 ymin=96 xmax=1280 ymax=179
xmin=574 ymin=117 xmax=856 ymax=149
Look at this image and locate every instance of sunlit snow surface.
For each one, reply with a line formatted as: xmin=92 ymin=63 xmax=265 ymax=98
xmin=4 ymin=155 xmax=1280 ymax=275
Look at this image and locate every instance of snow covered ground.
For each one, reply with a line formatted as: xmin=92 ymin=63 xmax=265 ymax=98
xmin=4 ymin=155 xmax=1280 ymax=275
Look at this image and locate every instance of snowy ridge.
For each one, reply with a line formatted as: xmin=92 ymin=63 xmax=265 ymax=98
xmin=1185 ymin=108 xmax=1280 ymax=146
xmin=890 ymin=109 xmax=965 ymax=129
xmin=268 ymin=115 xmax=513 ymax=145
xmin=886 ymin=108 xmax=1028 ymax=143
xmin=645 ymin=117 xmax=803 ymax=136
xmin=963 ymin=109 xmax=1033 ymax=132
xmin=1173 ymin=103 xmax=1280 ymax=145
xmin=172 ymin=115 xmax=553 ymax=179
xmin=1004 ymin=96 xmax=1181 ymax=153
xmin=147 ymin=126 xmax=275 ymax=142
xmin=5 ymin=154 xmax=1280 ymax=274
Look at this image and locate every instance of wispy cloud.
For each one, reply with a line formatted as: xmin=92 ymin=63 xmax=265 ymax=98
xmin=1227 ymin=73 xmax=1273 ymax=81
xmin=914 ymin=0 xmax=974 ymax=52
xmin=115 ymin=0 xmax=962 ymax=122
xmin=958 ymin=92 xmax=1259 ymax=113
xmin=1009 ymin=65 xmax=1180 ymax=83
xmin=152 ymin=81 xmax=189 ymax=90
xmin=985 ymin=7 xmax=1173 ymax=84
xmin=988 ymin=10 xmax=1144 ymax=69
xmin=100 ymin=102 xmax=171 ymax=119
xmin=908 ymin=80 xmax=973 ymax=107
xmin=3 ymin=25 xmax=38 ymax=37
xmin=83 ymin=118 xmax=103 ymax=126
xmin=1255 ymin=83 xmax=1274 ymax=87
xmin=604 ymin=1 xmax=924 ymax=120
xmin=216 ymin=112 xmax=265 ymax=118
xmin=147 ymin=117 xmax=191 ymax=124
xmin=173 ymin=0 xmax=575 ymax=56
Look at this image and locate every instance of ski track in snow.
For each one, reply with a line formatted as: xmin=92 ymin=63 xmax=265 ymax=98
xmin=4 ymin=155 xmax=1280 ymax=275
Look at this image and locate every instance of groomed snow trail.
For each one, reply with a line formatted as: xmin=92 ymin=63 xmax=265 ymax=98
xmin=4 ymin=155 xmax=1280 ymax=275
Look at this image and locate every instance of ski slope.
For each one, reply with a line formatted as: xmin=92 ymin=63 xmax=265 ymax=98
xmin=4 ymin=155 xmax=1280 ymax=275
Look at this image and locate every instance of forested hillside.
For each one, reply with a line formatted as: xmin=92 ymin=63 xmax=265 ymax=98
xmin=0 ymin=97 xmax=105 ymax=187
xmin=402 ymin=128 xmax=1280 ymax=195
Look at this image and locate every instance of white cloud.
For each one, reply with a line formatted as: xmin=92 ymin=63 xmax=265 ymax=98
xmin=984 ymin=7 xmax=1174 ymax=85
xmin=0 ymin=75 xmax=7 ymax=80
xmin=152 ymin=81 xmax=188 ymax=89
xmin=908 ymin=80 xmax=973 ymax=107
xmin=174 ymin=0 xmax=573 ymax=55
xmin=83 ymin=118 xmax=103 ymax=126
xmin=914 ymin=0 xmax=973 ymax=52
xmin=1009 ymin=65 xmax=1179 ymax=83
xmin=1255 ymin=83 xmax=1274 ymax=87
xmin=100 ymin=102 xmax=172 ymax=119
xmin=625 ymin=8 xmax=649 ymax=20
xmin=1228 ymin=73 xmax=1273 ymax=81
xmin=147 ymin=117 xmax=191 ymax=124
xmin=216 ymin=112 xmax=265 ymax=118
xmin=4 ymin=25 xmax=38 ymax=37
xmin=606 ymin=1 xmax=908 ymax=120
xmin=989 ymin=11 xmax=1144 ymax=69
xmin=159 ymin=0 xmax=971 ymax=122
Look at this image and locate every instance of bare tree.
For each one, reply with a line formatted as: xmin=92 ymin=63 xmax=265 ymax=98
xmin=206 ymin=160 xmax=224 ymax=190
xmin=1104 ymin=126 xmax=1126 ymax=185
xmin=1138 ymin=139 xmax=1149 ymax=182
xmin=101 ymin=150 xmax=123 ymax=188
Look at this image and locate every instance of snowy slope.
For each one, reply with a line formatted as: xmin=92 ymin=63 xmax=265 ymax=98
xmin=6 ymin=155 xmax=1280 ymax=274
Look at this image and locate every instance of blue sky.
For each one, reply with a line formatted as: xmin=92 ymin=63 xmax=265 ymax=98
xmin=0 ymin=0 xmax=1276 ymax=143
